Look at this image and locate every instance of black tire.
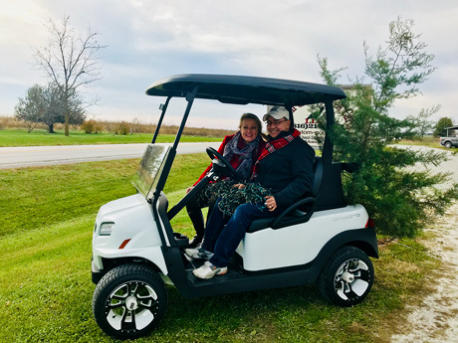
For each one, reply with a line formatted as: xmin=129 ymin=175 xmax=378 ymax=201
xmin=444 ymin=141 xmax=452 ymax=148
xmin=92 ymin=264 xmax=167 ymax=339
xmin=317 ymin=246 xmax=374 ymax=307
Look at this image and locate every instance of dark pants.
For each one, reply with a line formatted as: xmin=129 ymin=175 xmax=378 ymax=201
xmin=202 ymin=199 xmax=276 ymax=267
xmin=185 ymin=185 xmax=216 ymax=239
xmin=185 ymin=196 xmax=206 ymax=238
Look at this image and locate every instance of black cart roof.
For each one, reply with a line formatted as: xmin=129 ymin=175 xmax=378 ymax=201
xmin=146 ymin=74 xmax=346 ymax=106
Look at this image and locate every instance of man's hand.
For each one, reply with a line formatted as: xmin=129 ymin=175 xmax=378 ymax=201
xmin=186 ymin=186 xmax=194 ymax=194
xmin=264 ymin=195 xmax=277 ymax=212
xmin=233 ymin=183 xmax=246 ymax=189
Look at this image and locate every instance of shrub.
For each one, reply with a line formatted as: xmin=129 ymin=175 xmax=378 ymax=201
xmin=0 ymin=116 xmax=233 ymax=137
xmin=116 ymin=121 xmax=131 ymax=135
xmin=81 ymin=120 xmax=96 ymax=134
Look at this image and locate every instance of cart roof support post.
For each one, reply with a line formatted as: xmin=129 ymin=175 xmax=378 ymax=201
xmin=153 ymin=87 xmax=198 ymax=197
xmin=322 ymin=100 xmax=335 ymax=165
xmin=172 ymin=87 xmax=198 ymax=151
xmin=152 ymin=96 xmax=171 ymax=143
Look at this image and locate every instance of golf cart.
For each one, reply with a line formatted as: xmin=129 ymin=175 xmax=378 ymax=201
xmin=91 ymin=74 xmax=379 ymax=339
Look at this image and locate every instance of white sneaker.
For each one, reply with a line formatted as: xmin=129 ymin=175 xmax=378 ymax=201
xmin=185 ymin=247 xmax=213 ymax=260
xmin=192 ymin=261 xmax=228 ymax=279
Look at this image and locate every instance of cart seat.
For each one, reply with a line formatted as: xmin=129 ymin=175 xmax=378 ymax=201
xmin=248 ymin=157 xmax=323 ymax=233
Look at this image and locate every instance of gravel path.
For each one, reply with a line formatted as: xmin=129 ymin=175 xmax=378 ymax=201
xmin=391 ymin=203 xmax=458 ymax=343
xmin=391 ymin=146 xmax=457 ymax=343
xmin=391 ymin=145 xmax=458 ymax=184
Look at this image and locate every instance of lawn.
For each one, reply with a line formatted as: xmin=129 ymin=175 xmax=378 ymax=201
xmin=0 ymin=128 xmax=223 ymax=147
xmin=0 ymin=155 xmax=441 ymax=342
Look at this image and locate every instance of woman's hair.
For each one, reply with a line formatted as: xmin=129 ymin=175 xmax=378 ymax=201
xmin=239 ymin=112 xmax=262 ymax=133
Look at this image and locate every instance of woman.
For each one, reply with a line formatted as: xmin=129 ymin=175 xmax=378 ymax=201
xmin=186 ymin=113 xmax=265 ymax=247
xmin=187 ymin=106 xmax=315 ymax=279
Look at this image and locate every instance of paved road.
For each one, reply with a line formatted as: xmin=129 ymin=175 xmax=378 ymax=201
xmin=0 ymin=142 xmax=220 ymax=169
xmin=2 ymin=143 xmax=455 ymax=175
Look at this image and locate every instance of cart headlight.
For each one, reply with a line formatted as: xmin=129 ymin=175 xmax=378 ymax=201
xmin=99 ymin=222 xmax=115 ymax=236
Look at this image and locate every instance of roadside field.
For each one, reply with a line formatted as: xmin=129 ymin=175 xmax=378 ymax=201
xmin=397 ymin=136 xmax=455 ymax=150
xmin=0 ymin=156 xmax=442 ymax=342
xmin=0 ymin=129 xmax=223 ymax=147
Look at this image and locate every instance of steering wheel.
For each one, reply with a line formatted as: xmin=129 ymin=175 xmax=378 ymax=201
xmin=206 ymin=147 xmax=239 ymax=180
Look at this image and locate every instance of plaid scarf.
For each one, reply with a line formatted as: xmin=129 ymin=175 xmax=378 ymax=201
xmin=251 ymin=129 xmax=301 ymax=180
xmin=222 ymin=131 xmax=261 ymax=181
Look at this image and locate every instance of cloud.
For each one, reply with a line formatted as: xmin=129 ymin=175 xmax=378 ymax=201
xmin=1 ymin=0 xmax=458 ymax=127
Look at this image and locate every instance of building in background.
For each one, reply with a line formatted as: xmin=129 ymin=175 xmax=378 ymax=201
xmin=292 ymin=106 xmax=324 ymax=151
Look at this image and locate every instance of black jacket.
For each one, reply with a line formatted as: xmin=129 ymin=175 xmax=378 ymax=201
xmin=255 ymin=134 xmax=315 ymax=210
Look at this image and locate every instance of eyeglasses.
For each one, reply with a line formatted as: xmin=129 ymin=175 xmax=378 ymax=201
xmin=266 ymin=118 xmax=288 ymax=126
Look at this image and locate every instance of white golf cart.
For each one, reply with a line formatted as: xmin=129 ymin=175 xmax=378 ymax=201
xmin=91 ymin=74 xmax=379 ymax=339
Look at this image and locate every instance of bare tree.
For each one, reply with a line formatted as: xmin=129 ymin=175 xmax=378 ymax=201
xmin=414 ymin=105 xmax=440 ymax=139
xmin=35 ymin=16 xmax=106 ymax=136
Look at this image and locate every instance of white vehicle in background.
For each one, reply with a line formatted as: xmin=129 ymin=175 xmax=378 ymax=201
xmin=440 ymin=125 xmax=458 ymax=148
xmin=90 ymin=74 xmax=379 ymax=339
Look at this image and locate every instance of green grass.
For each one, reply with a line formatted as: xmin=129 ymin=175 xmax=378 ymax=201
xmin=0 ymin=154 xmax=208 ymax=237
xmin=397 ymin=136 xmax=455 ymax=150
xmin=0 ymin=128 xmax=222 ymax=147
xmin=0 ymin=156 xmax=442 ymax=342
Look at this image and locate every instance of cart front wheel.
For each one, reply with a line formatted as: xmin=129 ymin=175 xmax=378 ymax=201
xmin=318 ymin=246 xmax=374 ymax=307
xmin=92 ymin=264 xmax=167 ymax=339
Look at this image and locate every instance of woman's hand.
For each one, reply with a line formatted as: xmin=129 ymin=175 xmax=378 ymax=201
xmin=233 ymin=183 xmax=246 ymax=189
xmin=264 ymin=195 xmax=277 ymax=212
xmin=186 ymin=186 xmax=194 ymax=194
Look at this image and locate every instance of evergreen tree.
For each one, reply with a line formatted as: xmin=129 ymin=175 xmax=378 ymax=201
xmin=318 ymin=17 xmax=457 ymax=237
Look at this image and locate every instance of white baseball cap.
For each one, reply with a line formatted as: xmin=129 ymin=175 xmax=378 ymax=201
xmin=263 ymin=106 xmax=290 ymax=121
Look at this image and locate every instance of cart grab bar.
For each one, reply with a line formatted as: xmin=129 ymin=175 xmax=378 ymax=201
xmin=271 ymin=197 xmax=315 ymax=229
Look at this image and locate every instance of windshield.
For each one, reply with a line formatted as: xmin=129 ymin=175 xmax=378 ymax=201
xmin=132 ymin=144 xmax=170 ymax=200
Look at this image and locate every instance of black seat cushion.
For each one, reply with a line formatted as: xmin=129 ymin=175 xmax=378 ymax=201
xmin=248 ymin=209 xmax=309 ymax=233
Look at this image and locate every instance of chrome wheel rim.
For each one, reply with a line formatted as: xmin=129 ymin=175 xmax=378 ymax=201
xmin=105 ymin=280 xmax=160 ymax=333
xmin=334 ymin=258 xmax=370 ymax=301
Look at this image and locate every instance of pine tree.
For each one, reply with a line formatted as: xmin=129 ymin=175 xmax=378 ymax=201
xmin=318 ymin=17 xmax=457 ymax=237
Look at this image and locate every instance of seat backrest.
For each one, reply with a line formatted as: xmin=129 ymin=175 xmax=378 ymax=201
xmin=314 ymin=160 xmax=347 ymax=211
xmin=295 ymin=157 xmax=322 ymax=214
xmin=311 ymin=157 xmax=323 ymax=197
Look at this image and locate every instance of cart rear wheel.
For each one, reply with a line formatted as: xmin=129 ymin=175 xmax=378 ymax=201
xmin=92 ymin=264 xmax=167 ymax=339
xmin=444 ymin=141 xmax=452 ymax=148
xmin=318 ymin=246 xmax=374 ymax=307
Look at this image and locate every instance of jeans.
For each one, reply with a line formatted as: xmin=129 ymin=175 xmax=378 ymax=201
xmin=202 ymin=198 xmax=277 ymax=267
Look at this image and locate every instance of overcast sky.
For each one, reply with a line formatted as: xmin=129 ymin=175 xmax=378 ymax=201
xmin=1 ymin=0 xmax=457 ymax=129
